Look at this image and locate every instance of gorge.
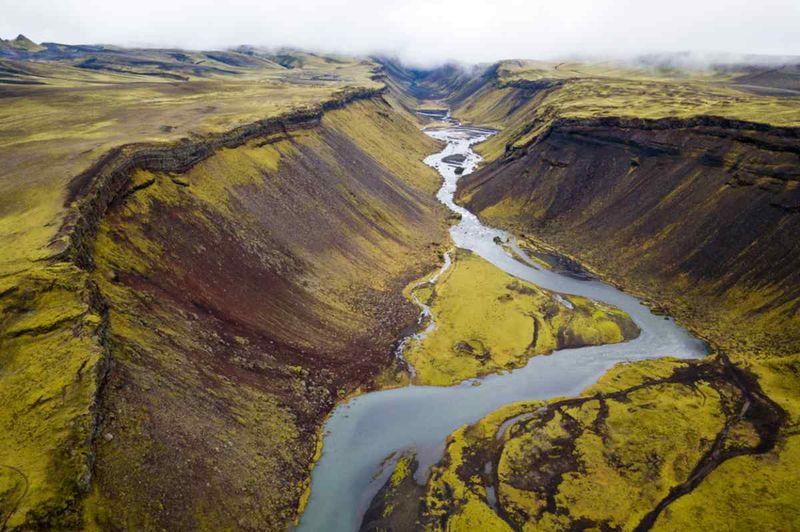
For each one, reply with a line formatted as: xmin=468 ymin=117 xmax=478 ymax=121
xmin=0 ymin=40 xmax=798 ymax=531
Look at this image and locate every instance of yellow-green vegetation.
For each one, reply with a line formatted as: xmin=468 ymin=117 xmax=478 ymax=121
xmin=655 ymin=435 xmax=800 ymax=530
xmin=76 ymin=95 xmax=446 ymax=529
xmin=452 ymin=60 xmax=800 ymax=161
xmin=424 ymin=402 xmax=535 ymax=531
xmin=0 ymin=43 xmax=448 ymax=528
xmin=323 ymin=98 xmax=444 ymax=195
xmin=445 ymin=56 xmax=800 ymax=530
xmin=0 ymin=263 xmax=106 ymax=529
xmin=454 ymin=218 xmax=800 ymax=531
xmin=0 ymin=62 xmax=391 ymax=532
xmin=404 ymin=250 xmax=638 ymax=385
xmin=416 ymin=357 xmax=770 ymax=531
xmin=0 ymin=49 xmax=380 ymax=277
xmin=361 ymin=451 xmax=428 ymax=531
xmin=390 ymin=454 xmax=413 ymax=488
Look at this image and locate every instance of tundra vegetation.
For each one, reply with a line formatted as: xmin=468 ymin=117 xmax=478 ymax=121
xmin=1 ymin=35 xmax=800 ymax=530
xmin=404 ymin=250 xmax=638 ymax=386
xmin=0 ymin=39 xmax=449 ymax=529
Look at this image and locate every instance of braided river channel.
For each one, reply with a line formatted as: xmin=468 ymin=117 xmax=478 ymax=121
xmin=297 ymin=123 xmax=707 ymax=531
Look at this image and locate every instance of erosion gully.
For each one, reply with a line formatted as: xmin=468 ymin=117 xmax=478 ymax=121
xmin=297 ymin=119 xmax=708 ymax=531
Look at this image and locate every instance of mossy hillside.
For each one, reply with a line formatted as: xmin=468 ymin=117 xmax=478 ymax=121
xmin=0 ymin=58 xmax=390 ymax=528
xmin=87 ymin=268 xmax=311 ymax=530
xmin=456 ymin=114 xmax=800 ymax=369
xmin=375 ymin=63 xmax=450 ymax=127
xmin=173 ymin=103 xmax=444 ymax=301
xmin=506 ymin=78 xmax=800 ymax=157
xmin=323 ymin=98 xmax=444 ymax=196
xmin=450 ymin=83 xmax=553 ymax=161
xmin=404 ymin=250 xmax=638 ymax=386
xmin=454 ymin=97 xmax=800 ymax=527
xmin=0 ymin=264 xmax=107 ymax=529
xmin=82 ymin=97 xmax=446 ymax=529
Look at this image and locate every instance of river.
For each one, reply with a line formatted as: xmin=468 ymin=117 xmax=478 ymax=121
xmin=296 ymin=124 xmax=707 ymax=531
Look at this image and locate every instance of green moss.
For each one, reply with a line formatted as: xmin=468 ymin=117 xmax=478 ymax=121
xmin=419 ymin=358 xmax=747 ymax=531
xmin=80 ymin=94 xmax=448 ymax=529
xmin=390 ymin=455 xmax=413 ymax=488
xmin=0 ymin=264 xmax=106 ymax=529
xmin=404 ymin=250 xmax=638 ymax=385
xmin=323 ymin=99 xmax=443 ymax=196
xmin=0 ymin=53 xmax=382 ymax=279
xmin=453 ymin=61 xmax=800 ymax=162
xmin=0 ymin=58 xmax=406 ymax=527
xmin=655 ymin=435 xmax=800 ymax=530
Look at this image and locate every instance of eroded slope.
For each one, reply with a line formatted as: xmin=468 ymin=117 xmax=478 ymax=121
xmin=447 ymin=62 xmax=800 ymax=529
xmin=0 ymin=48 xmax=447 ymax=528
xmin=84 ymin=96 xmax=447 ymax=529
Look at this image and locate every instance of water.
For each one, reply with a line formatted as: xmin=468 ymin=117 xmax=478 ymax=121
xmin=297 ymin=125 xmax=707 ymax=532
xmin=392 ymin=251 xmax=452 ymax=379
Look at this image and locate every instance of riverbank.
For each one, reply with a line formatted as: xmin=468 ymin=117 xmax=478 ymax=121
xmin=402 ymin=249 xmax=639 ymax=386
xmin=297 ymin=123 xmax=706 ymax=531
xmin=450 ymin=74 xmax=800 ymax=527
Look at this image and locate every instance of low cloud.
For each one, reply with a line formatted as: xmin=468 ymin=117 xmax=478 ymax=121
xmin=2 ymin=0 xmax=799 ymax=66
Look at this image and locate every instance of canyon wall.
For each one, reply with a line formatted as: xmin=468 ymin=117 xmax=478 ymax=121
xmin=458 ymin=116 xmax=800 ymax=357
xmin=452 ymin=89 xmax=800 ymax=528
xmin=0 ymin=91 xmax=447 ymax=530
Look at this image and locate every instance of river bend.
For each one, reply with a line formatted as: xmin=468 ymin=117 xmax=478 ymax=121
xmin=297 ymin=124 xmax=707 ymax=531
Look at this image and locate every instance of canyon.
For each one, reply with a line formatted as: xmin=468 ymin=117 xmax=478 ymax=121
xmin=1 ymin=41 xmax=799 ymax=530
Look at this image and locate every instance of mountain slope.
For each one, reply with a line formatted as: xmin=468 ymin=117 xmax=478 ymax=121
xmin=367 ymin=58 xmax=800 ymax=531
xmin=0 ymin=47 xmax=446 ymax=529
xmin=85 ymin=94 xmax=446 ymax=530
xmin=449 ymin=62 xmax=800 ymax=530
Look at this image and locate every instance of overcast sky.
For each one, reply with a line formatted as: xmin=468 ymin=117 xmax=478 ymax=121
xmin=2 ymin=0 xmax=799 ymax=66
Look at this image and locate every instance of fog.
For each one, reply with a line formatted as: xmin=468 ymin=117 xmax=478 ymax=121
xmin=2 ymin=0 xmax=799 ymax=66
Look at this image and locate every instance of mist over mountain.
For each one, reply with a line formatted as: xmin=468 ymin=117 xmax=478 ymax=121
xmin=1 ymin=0 xmax=799 ymax=66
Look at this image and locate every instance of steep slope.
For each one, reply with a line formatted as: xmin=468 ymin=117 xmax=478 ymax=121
xmin=0 ymin=44 xmax=447 ymax=528
xmin=449 ymin=59 xmax=800 ymax=161
xmin=0 ymin=41 xmax=378 ymax=277
xmin=84 ymin=94 xmax=446 ymax=530
xmin=376 ymin=58 xmax=496 ymax=118
xmin=446 ymin=64 xmax=800 ymax=529
xmin=459 ymin=117 xmax=800 ymax=355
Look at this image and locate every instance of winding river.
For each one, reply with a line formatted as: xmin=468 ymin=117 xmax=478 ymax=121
xmin=297 ymin=124 xmax=708 ymax=531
